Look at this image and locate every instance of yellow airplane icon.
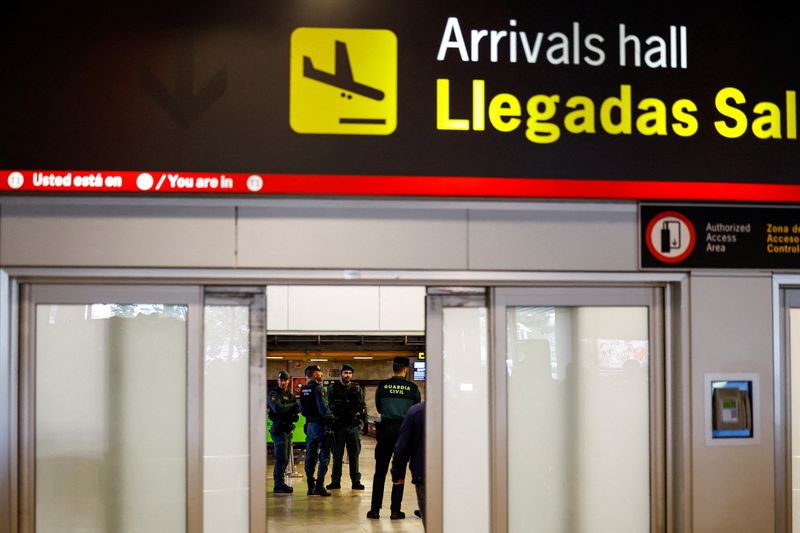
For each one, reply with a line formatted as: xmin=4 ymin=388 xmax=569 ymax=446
xmin=290 ymin=28 xmax=397 ymax=135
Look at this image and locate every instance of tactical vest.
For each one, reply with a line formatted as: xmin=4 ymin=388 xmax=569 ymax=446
xmin=300 ymin=381 xmax=322 ymax=420
xmin=328 ymin=381 xmax=363 ymax=425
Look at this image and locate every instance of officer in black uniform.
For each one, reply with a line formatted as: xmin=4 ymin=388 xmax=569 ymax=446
xmin=326 ymin=363 xmax=367 ymax=490
xmin=268 ymin=370 xmax=299 ymax=494
xmin=367 ymin=356 xmax=421 ymax=520
xmin=299 ymin=364 xmax=334 ymax=496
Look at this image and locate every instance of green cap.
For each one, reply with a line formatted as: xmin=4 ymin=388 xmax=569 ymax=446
xmin=277 ymin=371 xmax=290 ymax=380
xmin=341 ymin=364 xmax=354 ymax=373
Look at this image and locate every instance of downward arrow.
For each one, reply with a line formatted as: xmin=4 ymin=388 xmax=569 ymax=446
xmin=141 ymin=37 xmax=228 ymax=129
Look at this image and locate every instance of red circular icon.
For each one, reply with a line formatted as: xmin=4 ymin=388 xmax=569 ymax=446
xmin=645 ymin=211 xmax=696 ymax=263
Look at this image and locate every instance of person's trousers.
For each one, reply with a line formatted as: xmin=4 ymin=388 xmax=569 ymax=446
xmin=271 ymin=430 xmax=292 ymax=486
xmin=370 ymin=419 xmax=403 ymax=512
xmin=304 ymin=422 xmax=331 ymax=485
xmin=330 ymin=424 xmax=362 ymax=484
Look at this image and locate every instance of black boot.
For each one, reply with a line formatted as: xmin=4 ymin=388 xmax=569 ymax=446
xmin=307 ymin=478 xmax=316 ymax=495
xmin=390 ymin=483 xmax=405 ymax=516
xmin=314 ymin=479 xmax=331 ymax=496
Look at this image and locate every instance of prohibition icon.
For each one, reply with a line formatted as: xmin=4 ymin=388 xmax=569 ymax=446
xmin=645 ymin=211 xmax=696 ymax=263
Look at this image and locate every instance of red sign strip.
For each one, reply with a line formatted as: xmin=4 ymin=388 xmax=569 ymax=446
xmin=3 ymin=170 xmax=800 ymax=202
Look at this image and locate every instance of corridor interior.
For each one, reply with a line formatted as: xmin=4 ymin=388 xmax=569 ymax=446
xmin=264 ymin=285 xmax=427 ymax=531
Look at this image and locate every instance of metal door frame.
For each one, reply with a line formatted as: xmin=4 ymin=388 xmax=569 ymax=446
xmin=773 ymin=275 xmax=800 ymax=533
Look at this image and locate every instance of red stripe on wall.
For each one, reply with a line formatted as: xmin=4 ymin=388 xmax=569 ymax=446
xmin=3 ymin=170 xmax=800 ymax=202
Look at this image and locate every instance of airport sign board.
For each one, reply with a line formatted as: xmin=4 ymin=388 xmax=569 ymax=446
xmin=2 ymin=4 xmax=800 ymax=201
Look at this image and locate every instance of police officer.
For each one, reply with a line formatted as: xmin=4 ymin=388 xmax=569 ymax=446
xmin=367 ymin=356 xmax=421 ymax=520
xmin=268 ymin=370 xmax=299 ymax=494
xmin=326 ymin=363 xmax=367 ymax=490
xmin=299 ymin=364 xmax=334 ymax=496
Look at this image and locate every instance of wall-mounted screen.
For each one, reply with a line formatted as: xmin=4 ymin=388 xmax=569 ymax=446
xmin=413 ymin=361 xmax=426 ymax=381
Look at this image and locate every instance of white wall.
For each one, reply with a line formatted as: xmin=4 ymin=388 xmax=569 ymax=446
xmin=0 ymin=202 xmax=236 ymax=267
xmin=0 ymin=198 xmax=637 ymax=272
xmin=266 ymin=285 xmax=424 ymax=333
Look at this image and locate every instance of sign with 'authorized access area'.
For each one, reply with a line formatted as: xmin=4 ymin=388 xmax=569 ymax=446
xmin=640 ymin=203 xmax=800 ymax=269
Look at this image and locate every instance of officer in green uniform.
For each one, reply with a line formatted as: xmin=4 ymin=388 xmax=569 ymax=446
xmin=326 ymin=363 xmax=367 ymax=490
xmin=299 ymin=364 xmax=334 ymax=496
xmin=367 ymin=356 xmax=421 ymax=520
xmin=268 ymin=370 xmax=299 ymax=494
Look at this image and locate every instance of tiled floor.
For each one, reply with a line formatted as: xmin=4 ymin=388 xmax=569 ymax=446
xmin=267 ymin=435 xmax=424 ymax=532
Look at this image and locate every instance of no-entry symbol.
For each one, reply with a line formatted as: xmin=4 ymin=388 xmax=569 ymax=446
xmin=645 ymin=211 xmax=696 ymax=263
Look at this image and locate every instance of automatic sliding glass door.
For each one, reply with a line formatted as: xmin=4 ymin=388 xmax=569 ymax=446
xmin=20 ymin=285 xmax=202 ymax=533
xmin=19 ymin=285 xmax=266 ymax=533
xmin=493 ymin=287 xmax=665 ymax=533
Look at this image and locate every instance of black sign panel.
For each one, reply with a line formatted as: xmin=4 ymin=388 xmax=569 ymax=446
xmin=641 ymin=203 xmax=800 ymax=269
xmin=2 ymin=3 xmax=800 ymax=198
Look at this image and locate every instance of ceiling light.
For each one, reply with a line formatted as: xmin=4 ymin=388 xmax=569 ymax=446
xmin=266 ymin=356 xmax=283 ymax=360
xmin=353 ymin=356 xmax=373 ymax=359
xmin=310 ymin=358 xmax=328 ymax=362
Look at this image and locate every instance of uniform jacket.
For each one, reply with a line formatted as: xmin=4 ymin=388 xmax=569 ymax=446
xmin=300 ymin=380 xmax=333 ymax=423
xmin=375 ymin=375 xmax=421 ymax=421
xmin=268 ymin=385 xmax=298 ymax=424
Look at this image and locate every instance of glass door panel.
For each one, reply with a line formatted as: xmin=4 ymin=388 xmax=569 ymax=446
xmin=442 ymin=306 xmax=489 ymax=533
xmin=203 ymin=305 xmax=250 ymax=533
xmin=22 ymin=285 xmax=265 ymax=533
xmin=202 ymin=288 xmax=265 ymax=533
xmin=27 ymin=286 xmax=200 ymax=533
xmin=426 ymin=290 xmax=489 ymax=533
xmin=495 ymin=287 xmax=662 ymax=533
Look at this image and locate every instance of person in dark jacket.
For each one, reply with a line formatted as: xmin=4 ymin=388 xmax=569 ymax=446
xmin=326 ymin=364 xmax=367 ymax=490
xmin=299 ymin=364 xmax=334 ymax=496
xmin=268 ymin=370 xmax=299 ymax=494
xmin=391 ymin=401 xmax=425 ymax=528
xmin=367 ymin=356 xmax=421 ymax=520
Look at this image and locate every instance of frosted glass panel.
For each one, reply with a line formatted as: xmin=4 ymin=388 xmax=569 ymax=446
xmin=35 ymin=304 xmax=187 ymax=533
xmin=204 ymin=305 xmax=250 ymax=533
xmin=791 ymin=308 xmax=800 ymax=532
xmin=507 ymin=306 xmax=650 ymax=533
xmin=442 ymin=307 xmax=489 ymax=533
